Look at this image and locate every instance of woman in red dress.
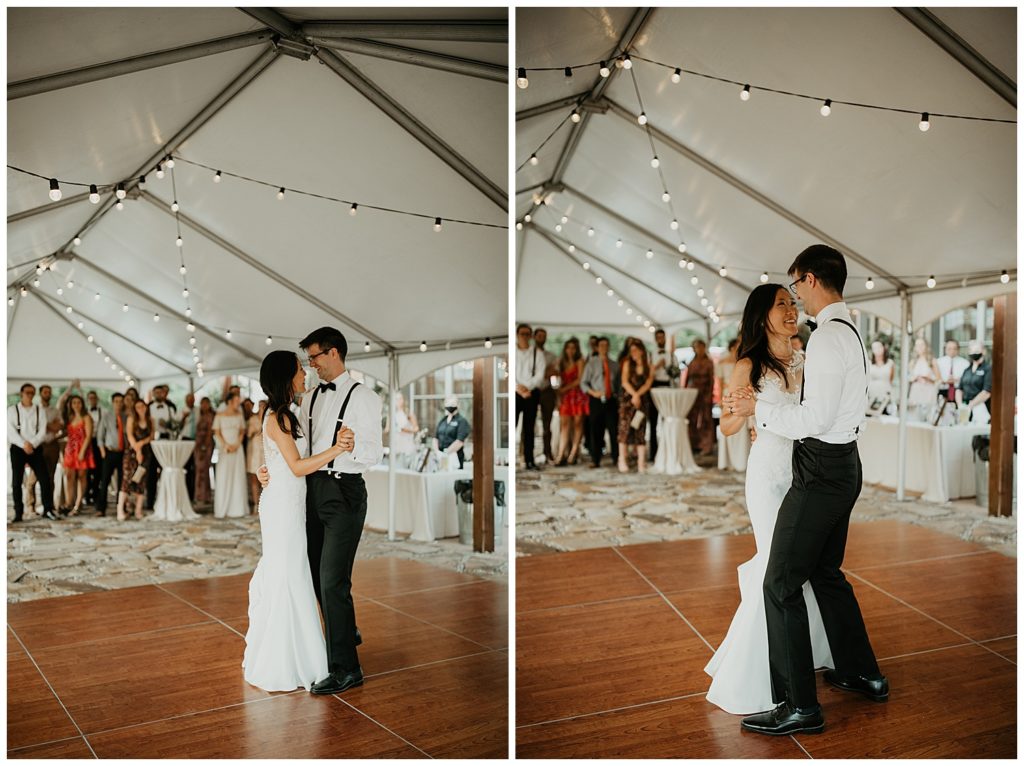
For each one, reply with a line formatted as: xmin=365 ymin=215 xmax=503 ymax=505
xmin=554 ymin=337 xmax=589 ymax=466
xmin=62 ymin=394 xmax=95 ymax=516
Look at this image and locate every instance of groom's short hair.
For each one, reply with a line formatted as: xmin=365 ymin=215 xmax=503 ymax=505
xmin=300 ymin=326 xmax=348 ymax=361
xmin=788 ymin=244 xmax=847 ymax=294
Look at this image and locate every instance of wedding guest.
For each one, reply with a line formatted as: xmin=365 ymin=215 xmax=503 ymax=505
xmin=85 ymin=390 xmax=104 ymax=505
xmin=582 ymin=337 xmax=619 ymax=468
xmin=649 ymin=328 xmax=675 ymax=460
xmin=123 ymin=387 xmax=139 ymax=413
xmin=246 ymin=400 xmax=268 ymax=511
xmin=687 ymin=339 xmax=716 ymax=456
xmin=716 ymin=338 xmax=750 ymax=471
xmin=515 ymin=323 xmax=546 ymax=470
xmin=907 ymin=338 xmax=941 ymax=418
xmin=148 ymin=384 xmax=177 ymax=508
xmin=554 ymin=337 xmax=588 ymax=466
xmin=388 ymin=392 xmax=419 ymax=457
xmin=25 ymin=383 xmax=63 ymax=514
xmin=61 ymin=394 xmax=95 ymax=516
xmin=618 ymin=339 xmax=655 ymax=473
xmin=937 ymin=339 xmax=969 ymax=402
xmin=867 ymin=340 xmax=895 ymax=409
xmin=118 ymin=399 xmax=154 ymax=521
xmin=583 ymin=335 xmax=599 ymax=453
xmin=95 ymin=392 xmax=127 ymax=516
xmin=7 ymin=383 xmax=57 ymax=521
xmin=179 ymin=392 xmax=199 ymax=500
xmin=534 ymin=327 xmax=557 ymax=464
xmin=194 ymin=397 xmax=215 ymax=505
xmin=436 ymin=396 xmax=471 ymax=468
xmin=213 ymin=391 xmax=248 ymax=518
xmin=956 ymin=340 xmax=993 ymax=421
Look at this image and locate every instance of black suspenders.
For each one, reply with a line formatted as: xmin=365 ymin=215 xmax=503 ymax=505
xmin=308 ymin=382 xmax=361 ymax=468
xmin=14 ymin=404 xmax=39 ymax=432
xmin=799 ymin=318 xmax=868 ymax=433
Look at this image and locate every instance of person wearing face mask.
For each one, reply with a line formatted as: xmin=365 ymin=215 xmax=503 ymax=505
xmin=436 ymin=395 xmax=471 ymax=469
xmin=956 ymin=340 xmax=993 ymax=422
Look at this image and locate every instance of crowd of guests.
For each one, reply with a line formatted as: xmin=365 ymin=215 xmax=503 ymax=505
xmin=8 ymin=379 xmax=271 ymax=523
xmin=515 ymin=324 xmax=717 ymax=472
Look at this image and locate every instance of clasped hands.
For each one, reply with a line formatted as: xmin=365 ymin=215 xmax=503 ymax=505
xmin=256 ymin=426 xmax=354 ymax=487
xmin=722 ymin=386 xmax=757 ymax=418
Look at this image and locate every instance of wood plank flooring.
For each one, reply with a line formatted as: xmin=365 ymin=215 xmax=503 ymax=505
xmin=516 ymin=520 xmax=1016 ymax=758
xmin=8 ymin=558 xmax=508 ymax=759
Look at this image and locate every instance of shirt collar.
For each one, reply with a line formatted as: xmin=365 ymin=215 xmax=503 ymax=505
xmin=813 ymin=301 xmax=848 ymax=325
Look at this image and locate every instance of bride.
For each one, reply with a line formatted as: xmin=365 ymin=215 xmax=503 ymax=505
xmin=242 ymin=350 xmax=349 ymax=692
xmin=704 ymin=284 xmax=833 ymax=714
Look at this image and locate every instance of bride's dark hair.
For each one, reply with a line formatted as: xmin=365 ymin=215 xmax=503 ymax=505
xmin=260 ymin=350 xmax=302 ymax=438
xmin=738 ymin=283 xmax=792 ymax=392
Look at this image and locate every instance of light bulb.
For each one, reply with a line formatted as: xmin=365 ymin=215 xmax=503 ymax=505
xmin=1000 ymin=270 xmax=1010 ymax=284
xmin=926 ymin=275 xmax=936 ymax=288
xmin=670 ymin=219 xmax=679 ymax=230
xmin=123 ymin=304 xmax=129 ymax=312
xmin=189 ymin=337 xmax=196 ymax=346
xmin=155 ymin=164 xmax=165 ymax=180
xmin=760 ymin=272 xmax=769 ymax=283
xmin=523 ymin=213 xmax=531 ymax=223
xmin=73 ymin=236 xmax=81 ymax=246
xmin=77 ymin=322 xmax=84 ymax=329
xmin=20 ymin=287 xmax=28 ymax=296
xmin=671 ymin=67 xmax=681 ymax=84
xmin=277 ymin=187 xmax=285 ymax=200
xmin=587 ymin=227 xmax=595 ymax=237
xmin=179 ymin=265 xmax=187 ymax=275
xmin=568 ymin=244 xmax=575 ymax=253
xmin=433 ymin=217 xmax=443 ymax=232
xmin=8 ymin=296 xmax=14 ymax=306
xmin=182 ymin=288 xmax=189 ymax=298
xmin=104 ymin=355 xmax=110 ymax=363
xmin=560 ymin=215 xmax=568 ymax=224
xmin=626 ymin=308 xmax=633 ymax=315
xmin=419 ymin=341 xmax=427 ymax=352
xmin=364 ymin=341 xmax=371 ymax=352
xmin=679 ymin=259 xmax=686 ymax=269
xmin=185 ymin=308 xmax=191 ymax=317
xmin=686 ymin=259 xmax=695 ymax=271
xmin=89 ymin=184 xmax=100 ymax=204
xmin=599 ymin=61 xmax=610 ymax=78
xmin=115 ymin=200 xmax=124 ymax=211
xmin=690 ymin=276 xmax=699 ymax=285
xmin=138 ymin=175 xmax=147 ymax=189
xmin=638 ymin=112 xmax=647 ymax=125
xmin=265 ymin=335 xmax=273 ymax=345
xmin=644 ymin=320 xmax=651 ymax=328
xmin=66 ymin=280 xmax=74 ymax=288
xmin=555 ymin=224 xmax=562 ymax=232
xmin=516 ymin=222 xmax=523 ymax=231
xmin=919 ymin=112 xmax=930 ymax=132
xmin=48 ymin=179 xmax=61 ymax=201
xmin=36 ymin=265 xmax=43 ymax=275
xmin=701 ymin=297 xmax=708 ymax=306
xmin=617 ymin=299 xmax=624 ymax=306
xmin=516 ymin=67 xmax=529 ymax=89
xmin=662 ymin=191 xmax=671 ymax=202
xmin=713 ymin=316 xmax=720 ymax=324
xmin=582 ymin=262 xmax=590 ymax=270
xmin=651 ymin=156 xmax=660 ymax=168
xmin=187 ymin=323 xmax=195 ymax=332
xmin=678 ymin=243 xmax=687 ymax=254
xmin=820 ymin=99 xmax=832 ymax=117
xmin=87 ymin=335 xmax=93 ymax=342
xmin=646 ymin=249 xmax=654 ymax=259
xmin=564 ymin=66 xmax=573 ymax=79
xmin=740 ymin=84 xmax=751 ymax=101
xmin=176 ymin=236 xmax=183 ymax=247
xmin=349 ymin=203 xmax=358 ymax=216
xmin=96 ymin=346 xmax=102 ymax=354
xmin=153 ymin=313 xmax=160 ymax=322
xmin=622 ymin=54 xmax=632 ymax=70
xmin=865 ymin=277 xmax=875 ymax=290
xmin=570 ymin=109 xmax=581 ymax=124
xmin=33 ymin=279 xmax=40 ymax=287
xmin=57 ymin=288 xmax=63 ymax=296
xmin=171 ymin=200 xmax=179 ymax=213
xmin=115 ymin=183 xmax=126 ymax=200
xmin=616 ymin=239 xmax=623 ymax=248
xmin=165 ymin=157 xmax=175 ymax=169
xmin=214 ymin=170 xmax=222 ymax=183
xmin=484 ymin=338 xmax=492 ymax=349
xmin=697 ymin=288 xmax=705 ymax=297
xmin=66 ymin=306 xmax=73 ymax=314
xmin=529 ymin=154 xmax=539 ymax=166
xmin=226 ymin=329 xmax=232 ymax=339
xmin=607 ymin=288 xmax=614 ymax=296
xmin=94 ymin=292 xmax=100 ymax=301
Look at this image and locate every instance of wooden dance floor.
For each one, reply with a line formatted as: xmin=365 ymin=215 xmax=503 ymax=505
xmin=516 ymin=520 xmax=1016 ymax=758
xmin=7 ymin=558 xmax=508 ymax=759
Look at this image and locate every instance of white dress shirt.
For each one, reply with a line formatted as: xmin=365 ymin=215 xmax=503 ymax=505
xmin=937 ymin=354 xmax=970 ymax=387
xmin=652 ymin=346 xmax=672 ymax=383
xmin=41 ymin=404 xmax=61 ymax=444
xmin=515 ymin=344 xmax=546 ymax=392
xmin=8 ymin=403 xmax=46 ymax=448
xmin=755 ymin=301 xmax=868 ymax=444
xmin=301 ymin=371 xmax=383 ymax=473
xmin=150 ymin=401 xmax=176 ymax=439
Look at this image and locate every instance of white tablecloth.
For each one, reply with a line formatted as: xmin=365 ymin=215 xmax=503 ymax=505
xmin=859 ymin=417 xmax=990 ymax=502
xmin=365 ymin=465 xmax=509 ymax=541
xmin=151 ymin=440 xmax=199 ymax=521
xmin=718 ymin=419 xmax=753 ymax=472
xmin=649 ymin=388 xmax=701 ymax=475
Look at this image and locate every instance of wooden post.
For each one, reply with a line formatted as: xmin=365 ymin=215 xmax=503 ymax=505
xmin=989 ymin=293 xmax=1016 ymax=517
xmin=472 ymin=357 xmax=495 ymax=552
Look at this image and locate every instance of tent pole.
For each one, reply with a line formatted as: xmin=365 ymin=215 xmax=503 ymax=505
xmin=388 ymin=351 xmax=398 ymax=541
xmin=311 ymin=38 xmax=505 ymax=82
xmin=896 ymin=290 xmax=911 ymax=501
xmin=8 ymin=192 xmax=91 ymax=224
xmin=301 ymin=20 xmax=507 ymax=43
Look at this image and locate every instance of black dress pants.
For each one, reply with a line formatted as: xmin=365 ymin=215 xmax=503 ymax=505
xmin=96 ymin=450 xmax=124 ymax=512
xmin=516 ymin=391 xmax=540 ymax=467
xmin=145 ymin=452 xmax=161 ymax=509
xmin=307 ymin=472 xmax=366 ymax=674
xmin=648 ymin=381 xmax=670 ymax=460
xmin=538 ymin=387 xmax=556 ymax=461
xmin=587 ymin=395 xmax=619 ymax=466
xmin=10 ymin=445 xmax=54 ymax=517
xmin=763 ymin=438 xmax=880 ymax=708
xmin=86 ymin=440 xmax=102 ymax=504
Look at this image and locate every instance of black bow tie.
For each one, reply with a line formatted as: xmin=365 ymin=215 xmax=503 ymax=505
xmin=806 ymin=319 xmax=818 ymax=332
xmin=318 ymin=382 xmax=336 ymax=393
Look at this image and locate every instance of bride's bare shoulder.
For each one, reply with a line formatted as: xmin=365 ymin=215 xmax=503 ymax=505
xmin=731 ymin=357 xmax=754 ymax=387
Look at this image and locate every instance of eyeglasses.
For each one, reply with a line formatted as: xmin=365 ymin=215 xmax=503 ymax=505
xmin=306 ymin=349 xmax=330 ymax=365
xmin=788 ymin=273 xmax=811 ymax=295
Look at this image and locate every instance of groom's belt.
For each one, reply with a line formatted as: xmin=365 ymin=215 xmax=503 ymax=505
xmin=311 ymin=469 xmax=365 ymax=482
xmin=797 ymin=437 xmax=858 ymax=454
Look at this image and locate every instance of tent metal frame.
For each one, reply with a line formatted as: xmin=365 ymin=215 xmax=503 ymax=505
xmin=515 ymin=93 xmax=591 ymax=122
xmin=32 ymin=292 xmax=138 ymax=382
xmin=311 ymin=37 xmax=505 ymax=83
xmin=301 ymin=20 xmax=507 ymax=43
xmin=8 ymin=192 xmax=91 ymax=224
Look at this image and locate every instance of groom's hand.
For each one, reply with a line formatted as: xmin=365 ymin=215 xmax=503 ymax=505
xmin=726 ymin=394 xmax=756 ymax=418
xmin=257 ymin=465 xmax=270 ymax=487
xmin=337 ymin=427 xmax=355 ymax=454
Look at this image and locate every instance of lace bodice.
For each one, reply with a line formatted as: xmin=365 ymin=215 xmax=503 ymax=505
xmin=748 ymin=352 xmax=804 ymax=500
xmin=261 ymin=412 xmax=307 ymax=494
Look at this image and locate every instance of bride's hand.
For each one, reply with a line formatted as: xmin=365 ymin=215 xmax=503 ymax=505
xmin=257 ymin=465 xmax=270 ymax=487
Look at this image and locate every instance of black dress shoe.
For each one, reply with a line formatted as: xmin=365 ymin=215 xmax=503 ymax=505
xmin=11 ymin=515 xmax=23 ymax=523
xmin=824 ymin=670 xmax=889 ymax=702
xmin=741 ymin=702 xmax=824 ymax=736
xmin=311 ymin=668 xmax=363 ymax=695
xmin=41 ymin=509 xmax=59 ymax=521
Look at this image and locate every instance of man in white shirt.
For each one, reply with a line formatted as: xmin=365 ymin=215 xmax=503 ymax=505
xmin=261 ymin=326 xmax=382 ymax=696
xmin=24 ymin=384 xmax=63 ymax=514
xmin=515 ymin=323 xmax=546 ymax=470
xmin=937 ymin=339 xmax=969 ymax=403
xmin=8 ymin=383 xmax=57 ymax=521
xmin=649 ymin=328 xmax=675 ymax=460
xmin=726 ymin=245 xmax=886 ymax=736
xmin=148 ymin=385 xmax=177 ymax=508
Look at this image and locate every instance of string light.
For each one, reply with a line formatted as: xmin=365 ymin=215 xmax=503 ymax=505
xmin=760 ymin=272 xmax=769 ymax=283
xmin=554 ymin=223 xmax=562 ymax=232
xmin=115 ymin=183 xmax=126 ymax=199
xmin=570 ymin=109 xmax=581 ymax=124
xmin=176 ymin=236 xmax=183 ymax=247
xmin=599 ymin=61 xmax=610 ymax=78
xmin=225 ymin=329 xmax=232 ymax=339
xmin=179 ymin=265 xmax=187 ymax=275
xmin=171 ymin=200 xmax=179 ymax=213
xmin=20 ymin=287 xmax=28 ymax=297
xmin=48 ymin=179 xmax=61 ymax=201
xmin=670 ymin=219 xmax=679 ymax=230
xmin=582 ymin=262 xmax=590 ymax=270
xmin=516 ymin=222 xmax=523 ymax=231
xmin=587 ymin=227 xmax=595 ymax=237
xmin=919 ymin=112 xmax=930 ymax=132
xmin=523 ymin=213 xmax=531 ymax=223
xmin=622 ymin=53 xmax=632 ymax=70
xmin=740 ymin=84 xmax=751 ymax=101
xmin=213 ymin=170 xmax=222 ymax=183
xmin=697 ymin=288 xmax=705 ymax=297
xmin=820 ymin=99 xmax=832 ymax=117
xmin=484 ymin=338 xmax=493 ymax=349
xmin=115 ymin=200 xmax=124 ymax=211
xmin=155 ymin=163 xmax=165 ymax=179
xmin=7 ymin=296 xmax=13 ymax=306
xmin=686 ymin=258 xmax=694 ymax=269
xmin=678 ymin=259 xmax=686 ymax=268
xmin=616 ymin=239 xmax=623 ymax=248
xmin=349 ymin=203 xmax=358 ymax=216
xmin=33 ymin=278 xmax=40 ymax=287
xmin=564 ymin=66 xmax=572 ymax=79
xmin=1000 ymin=270 xmax=1010 ymax=284
xmin=153 ymin=313 xmax=160 ymax=322
xmin=419 ymin=341 xmax=428 ymax=352
xmin=66 ymin=306 xmax=73 ymax=314
xmin=57 ymin=287 xmax=63 ymax=296
xmin=595 ymin=276 xmax=603 ymax=285
xmin=926 ymin=275 xmax=936 ymax=288
xmin=560 ymin=215 xmax=568 ymax=224
xmin=529 ymin=153 xmax=539 ymax=166
xmin=122 ymin=303 xmax=129 ymax=312
xmin=671 ymin=67 xmax=681 ymax=84
xmin=165 ymin=157 xmax=175 ymax=169
xmin=187 ymin=323 xmax=195 ymax=332
xmin=66 ymin=280 xmax=74 ymax=288
xmin=690 ymin=276 xmax=699 ymax=285
xmin=646 ymin=249 xmax=654 ymax=259
xmin=73 ymin=236 xmax=82 ymax=246
xmin=650 ymin=156 xmax=660 ymax=168
xmin=89 ymin=184 xmax=100 ymax=203
xmin=865 ymin=277 xmax=875 ymax=290
xmin=719 ymin=266 xmax=728 ymax=277
xmin=93 ymin=292 xmax=100 ymax=301
xmin=265 ymin=335 xmax=273 ymax=345
xmin=637 ymin=111 xmax=647 ymax=125
xmin=433 ymin=217 xmax=443 ymax=232
xmin=363 ymin=340 xmax=371 ymax=353
xmin=277 ymin=187 xmax=285 ymax=200
xmin=516 ymin=67 xmax=529 ymax=89
xmin=662 ymin=191 xmax=671 ymax=202
xmin=606 ymin=288 xmax=614 ymax=296
xmin=568 ymin=244 xmax=576 ymax=253
xmin=138 ymin=175 xmax=146 ymax=189
xmin=679 ymin=244 xmax=688 ymax=255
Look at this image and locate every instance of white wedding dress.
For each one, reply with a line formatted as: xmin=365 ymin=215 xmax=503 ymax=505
xmin=242 ymin=417 xmax=328 ymax=691
xmin=705 ymin=358 xmax=834 ymax=714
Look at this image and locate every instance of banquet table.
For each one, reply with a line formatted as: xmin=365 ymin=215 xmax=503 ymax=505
xmin=649 ymin=388 xmax=701 ymax=475
xmin=859 ymin=417 xmax=990 ymax=503
xmin=151 ymin=440 xmax=199 ymax=521
xmin=365 ymin=464 xmax=509 ymax=541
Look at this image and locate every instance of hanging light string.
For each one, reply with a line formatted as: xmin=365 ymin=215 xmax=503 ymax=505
xmin=169 ymin=165 xmax=204 ymax=377
xmin=516 ymin=52 xmax=1016 ymax=126
xmin=515 ymin=109 xmax=577 ymax=173
xmin=6 ymin=160 xmax=507 ymax=232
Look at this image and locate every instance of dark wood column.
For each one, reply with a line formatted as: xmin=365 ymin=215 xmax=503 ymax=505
xmin=472 ymin=357 xmax=495 ymax=551
xmin=988 ymin=293 xmax=1016 ymax=517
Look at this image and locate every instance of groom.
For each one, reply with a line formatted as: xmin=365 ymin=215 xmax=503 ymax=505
xmin=261 ymin=326 xmax=383 ymax=694
xmin=726 ymin=245 xmax=887 ymax=735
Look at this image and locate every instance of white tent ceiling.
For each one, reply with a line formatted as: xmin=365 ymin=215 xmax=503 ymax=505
xmin=515 ymin=7 xmax=1016 ymax=335
xmin=7 ymin=7 xmax=509 ymax=391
